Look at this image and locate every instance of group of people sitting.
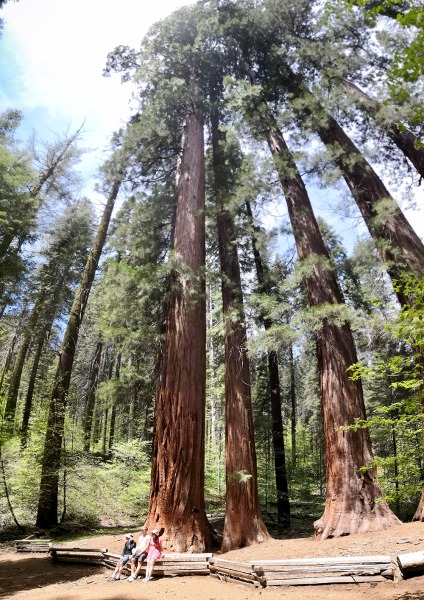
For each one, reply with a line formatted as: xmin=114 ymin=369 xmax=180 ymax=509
xmin=108 ymin=526 xmax=163 ymax=583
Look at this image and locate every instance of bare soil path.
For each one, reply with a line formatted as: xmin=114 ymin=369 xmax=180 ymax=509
xmin=1 ymin=522 xmax=424 ymax=599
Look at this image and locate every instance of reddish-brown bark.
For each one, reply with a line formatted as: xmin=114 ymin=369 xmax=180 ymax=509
xmin=146 ymin=106 xmax=211 ymax=552
xmin=262 ymin=109 xmax=400 ymax=539
xmin=317 ymin=115 xmax=424 ymax=284
xmin=342 ymin=79 xmax=424 ymax=180
xmin=217 ymin=208 xmax=269 ymax=551
xmin=211 ymin=108 xmax=269 ymax=549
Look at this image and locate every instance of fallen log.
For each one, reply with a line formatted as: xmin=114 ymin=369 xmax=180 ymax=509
xmin=397 ymin=551 xmax=424 ymax=573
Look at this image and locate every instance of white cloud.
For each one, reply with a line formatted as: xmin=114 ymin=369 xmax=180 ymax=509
xmin=1 ymin=0 xmax=194 ymax=178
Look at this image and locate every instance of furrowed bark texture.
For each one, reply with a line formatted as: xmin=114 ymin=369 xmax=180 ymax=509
xmin=263 ymin=111 xmax=400 ymax=539
xmin=146 ymin=107 xmax=211 ymax=552
xmin=245 ymin=199 xmax=290 ymax=527
xmin=317 ymin=116 xmax=424 ymax=284
xmin=211 ymin=119 xmax=269 ymax=551
xmin=342 ymin=79 xmax=424 ymax=179
xmin=285 ymin=76 xmax=424 ymax=289
xmin=35 ymin=179 xmax=120 ymax=529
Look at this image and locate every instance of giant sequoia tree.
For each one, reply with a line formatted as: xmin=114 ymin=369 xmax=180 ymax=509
xmin=246 ymin=96 xmax=399 ymax=537
xmin=146 ymin=103 xmax=211 ymax=550
xmin=210 ymin=91 xmax=269 ymax=550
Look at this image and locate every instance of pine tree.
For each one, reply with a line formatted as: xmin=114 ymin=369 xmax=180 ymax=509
xmin=3 ymin=200 xmax=94 ymax=428
xmin=36 ymin=178 xmax=121 ymax=528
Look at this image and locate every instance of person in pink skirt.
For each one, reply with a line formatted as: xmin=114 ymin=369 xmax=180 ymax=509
xmin=142 ymin=528 xmax=163 ymax=582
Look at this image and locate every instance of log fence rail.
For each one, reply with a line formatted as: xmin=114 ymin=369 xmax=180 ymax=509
xmin=16 ymin=542 xmax=424 ymax=588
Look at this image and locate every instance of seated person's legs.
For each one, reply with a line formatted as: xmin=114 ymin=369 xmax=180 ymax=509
xmin=134 ymin=551 xmax=148 ymax=578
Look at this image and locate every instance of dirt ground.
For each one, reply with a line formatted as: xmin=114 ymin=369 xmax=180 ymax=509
xmin=1 ymin=521 xmax=424 ymax=600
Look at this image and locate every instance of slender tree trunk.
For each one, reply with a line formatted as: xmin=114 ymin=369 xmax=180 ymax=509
xmin=245 ymin=199 xmax=290 ymax=527
xmin=146 ymin=105 xmax=211 ymax=552
xmin=101 ymin=409 xmax=108 ymax=455
xmin=0 ymin=333 xmax=18 ymax=391
xmin=285 ymin=76 xmax=424 ymax=290
xmin=4 ymin=289 xmax=48 ymax=424
xmin=0 ymin=127 xmax=83 ymax=261
xmin=35 ymin=179 xmax=121 ymax=529
xmin=83 ymin=342 xmax=103 ymax=452
xmin=21 ymin=334 xmax=46 ymax=447
xmin=261 ymin=106 xmax=400 ymax=539
xmin=109 ymin=353 xmax=121 ymax=450
xmin=5 ymin=268 xmax=68 ymax=425
xmin=317 ymin=115 xmax=424 ymax=285
xmin=342 ymin=79 xmax=424 ymax=179
xmin=29 ymin=126 xmax=83 ymax=198
xmin=289 ymin=344 xmax=297 ymax=468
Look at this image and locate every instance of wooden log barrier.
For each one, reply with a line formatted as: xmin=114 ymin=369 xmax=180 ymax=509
xmin=49 ymin=546 xmax=108 ymax=566
xmin=252 ymin=556 xmax=393 ymax=588
xmin=15 ymin=537 xmax=52 ymax=553
xmin=397 ymin=551 xmax=424 ymax=574
xmin=208 ymin=557 xmax=257 ymax=586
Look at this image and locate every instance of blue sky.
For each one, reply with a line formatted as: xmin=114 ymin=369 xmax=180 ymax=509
xmin=0 ymin=0 xmax=195 ymax=199
xmin=1 ymin=0 xmax=423 ymax=252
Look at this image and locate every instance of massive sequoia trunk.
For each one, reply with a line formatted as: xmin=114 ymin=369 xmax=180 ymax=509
xmin=36 ymin=179 xmax=121 ymax=529
xmin=211 ymin=115 xmax=269 ymax=551
xmin=245 ymin=199 xmax=290 ymax=527
xmin=260 ymin=106 xmax=400 ymax=539
xmin=286 ymin=78 xmax=424 ymax=521
xmin=342 ymin=79 xmax=424 ymax=179
xmin=146 ymin=106 xmax=211 ymax=552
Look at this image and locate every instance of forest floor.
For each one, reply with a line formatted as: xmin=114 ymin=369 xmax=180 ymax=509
xmin=1 ymin=521 xmax=424 ymax=600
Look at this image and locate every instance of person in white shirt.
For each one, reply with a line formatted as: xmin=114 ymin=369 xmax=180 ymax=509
xmin=127 ymin=526 xmax=151 ymax=581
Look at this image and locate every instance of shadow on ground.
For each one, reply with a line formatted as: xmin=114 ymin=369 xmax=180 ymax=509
xmin=0 ymin=554 xmax=104 ymax=598
xmin=393 ymin=594 xmax=424 ymax=600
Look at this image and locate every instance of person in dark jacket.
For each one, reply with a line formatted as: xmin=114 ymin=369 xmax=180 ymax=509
xmin=108 ymin=533 xmax=136 ymax=581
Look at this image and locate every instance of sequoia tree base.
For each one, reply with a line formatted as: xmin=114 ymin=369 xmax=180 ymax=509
xmin=314 ymin=483 xmax=401 ymax=540
xmin=412 ymin=487 xmax=424 ymax=521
